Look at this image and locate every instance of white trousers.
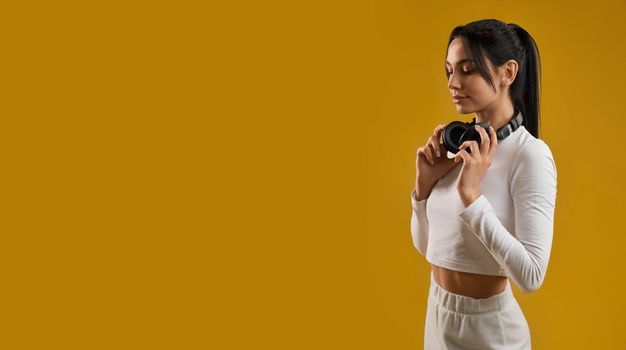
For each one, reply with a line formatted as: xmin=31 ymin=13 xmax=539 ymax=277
xmin=424 ymin=271 xmax=531 ymax=349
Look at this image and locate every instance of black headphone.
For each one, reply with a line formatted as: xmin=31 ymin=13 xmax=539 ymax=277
xmin=442 ymin=108 xmax=524 ymax=155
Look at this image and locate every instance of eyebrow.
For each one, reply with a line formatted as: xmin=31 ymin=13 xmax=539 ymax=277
xmin=445 ymin=59 xmax=475 ymax=66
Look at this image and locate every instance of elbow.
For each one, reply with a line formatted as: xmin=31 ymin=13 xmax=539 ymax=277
xmin=515 ymin=259 xmax=550 ymax=294
xmin=413 ymin=240 xmax=427 ymax=256
xmin=410 ymin=228 xmax=427 ymax=256
xmin=519 ymin=283 xmax=540 ymax=294
xmin=410 ymin=230 xmax=427 ymax=256
xmin=410 ymin=214 xmax=428 ymax=256
xmin=411 ymin=211 xmax=428 ymax=256
xmin=518 ymin=275 xmax=545 ymax=294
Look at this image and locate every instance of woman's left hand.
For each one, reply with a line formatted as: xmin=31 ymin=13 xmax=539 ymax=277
xmin=454 ymin=125 xmax=498 ymax=207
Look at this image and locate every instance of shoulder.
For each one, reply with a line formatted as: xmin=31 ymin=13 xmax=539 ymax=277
xmin=511 ymin=135 xmax=557 ymax=180
xmin=518 ymin=137 xmax=554 ymax=162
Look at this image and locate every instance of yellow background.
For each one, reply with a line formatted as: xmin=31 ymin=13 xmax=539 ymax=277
xmin=2 ymin=0 xmax=625 ymax=348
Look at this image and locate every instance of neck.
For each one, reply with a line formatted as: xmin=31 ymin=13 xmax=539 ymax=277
xmin=474 ymin=103 xmax=516 ymax=131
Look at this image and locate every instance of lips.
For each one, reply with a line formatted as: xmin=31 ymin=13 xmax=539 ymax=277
xmin=453 ymin=95 xmax=468 ymax=103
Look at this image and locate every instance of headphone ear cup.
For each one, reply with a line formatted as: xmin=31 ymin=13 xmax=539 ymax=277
xmin=458 ymin=129 xmax=477 ymax=154
xmin=459 ymin=122 xmax=490 ymax=154
xmin=442 ymin=121 xmax=471 ymax=154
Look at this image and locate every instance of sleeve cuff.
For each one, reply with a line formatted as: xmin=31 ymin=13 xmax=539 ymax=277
xmin=458 ymin=194 xmax=494 ymax=223
xmin=411 ymin=188 xmax=427 ymax=211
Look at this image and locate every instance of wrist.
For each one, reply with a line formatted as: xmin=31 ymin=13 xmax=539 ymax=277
xmin=414 ymin=185 xmax=432 ymax=201
xmin=459 ymin=188 xmax=481 ymax=207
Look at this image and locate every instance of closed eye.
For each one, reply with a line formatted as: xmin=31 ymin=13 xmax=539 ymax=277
xmin=446 ymin=69 xmax=474 ymax=77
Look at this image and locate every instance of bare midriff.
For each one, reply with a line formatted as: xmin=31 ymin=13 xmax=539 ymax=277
xmin=431 ymin=264 xmax=509 ymax=299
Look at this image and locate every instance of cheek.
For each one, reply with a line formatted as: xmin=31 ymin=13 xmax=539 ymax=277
xmin=466 ymin=79 xmax=496 ymax=102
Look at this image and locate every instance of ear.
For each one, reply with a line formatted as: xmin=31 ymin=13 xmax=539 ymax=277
xmin=499 ymin=59 xmax=519 ymax=86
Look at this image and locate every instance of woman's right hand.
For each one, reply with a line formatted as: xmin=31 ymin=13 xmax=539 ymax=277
xmin=414 ymin=123 xmax=458 ymax=200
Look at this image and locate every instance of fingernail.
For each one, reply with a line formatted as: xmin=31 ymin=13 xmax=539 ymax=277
xmin=436 ymin=150 xmax=440 ymax=157
xmin=430 ymin=160 xmax=434 ymax=165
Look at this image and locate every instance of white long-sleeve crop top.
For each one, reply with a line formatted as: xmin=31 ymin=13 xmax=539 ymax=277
xmin=410 ymin=123 xmax=558 ymax=293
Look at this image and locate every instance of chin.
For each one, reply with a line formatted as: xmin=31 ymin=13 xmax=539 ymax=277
xmin=455 ymin=105 xmax=468 ymax=113
xmin=455 ymin=104 xmax=474 ymax=115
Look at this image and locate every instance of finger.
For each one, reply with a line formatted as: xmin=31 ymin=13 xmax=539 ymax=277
xmin=459 ymin=140 xmax=479 ymax=158
xmin=417 ymin=146 xmax=424 ymax=157
xmin=488 ymin=126 xmax=498 ymax=156
xmin=429 ymin=134 xmax=442 ymax=158
xmin=434 ymin=123 xmax=446 ymax=135
xmin=458 ymin=142 xmax=467 ymax=154
xmin=454 ymin=148 xmax=470 ymax=163
xmin=424 ymin=144 xmax=435 ymax=165
xmin=475 ymin=126 xmax=490 ymax=155
xmin=435 ymin=123 xmax=447 ymax=156
xmin=428 ymin=138 xmax=439 ymax=158
xmin=468 ymin=140 xmax=480 ymax=157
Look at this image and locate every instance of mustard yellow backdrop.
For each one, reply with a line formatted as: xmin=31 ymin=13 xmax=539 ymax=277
xmin=2 ymin=0 xmax=624 ymax=349
xmin=369 ymin=1 xmax=626 ymax=349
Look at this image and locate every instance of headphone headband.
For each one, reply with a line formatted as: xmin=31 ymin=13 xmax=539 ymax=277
xmin=471 ymin=109 xmax=524 ymax=141
xmin=496 ymin=108 xmax=524 ymax=140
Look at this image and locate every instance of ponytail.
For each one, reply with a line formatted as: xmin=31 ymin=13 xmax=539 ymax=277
xmin=508 ymin=23 xmax=542 ymax=138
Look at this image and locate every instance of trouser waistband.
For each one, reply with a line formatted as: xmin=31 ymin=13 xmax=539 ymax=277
xmin=429 ymin=270 xmax=514 ymax=314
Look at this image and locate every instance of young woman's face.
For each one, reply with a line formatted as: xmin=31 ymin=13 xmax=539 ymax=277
xmin=445 ymin=37 xmax=503 ymax=114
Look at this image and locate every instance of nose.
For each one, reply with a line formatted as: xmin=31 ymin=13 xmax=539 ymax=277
xmin=447 ymin=71 xmax=461 ymax=91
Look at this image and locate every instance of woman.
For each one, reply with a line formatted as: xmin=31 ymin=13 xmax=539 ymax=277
xmin=410 ymin=19 xmax=557 ymax=349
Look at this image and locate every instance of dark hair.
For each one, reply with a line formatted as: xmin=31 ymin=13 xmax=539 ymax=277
xmin=446 ymin=19 xmax=542 ymax=138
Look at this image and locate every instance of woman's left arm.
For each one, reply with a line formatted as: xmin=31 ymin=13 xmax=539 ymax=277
xmin=456 ymin=132 xmax=557 ymax=294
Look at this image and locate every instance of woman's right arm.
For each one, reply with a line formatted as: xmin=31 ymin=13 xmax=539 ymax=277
xmin=410 ymin=123 xmax=457 ymax=256
xmin=410 ymin=188 xmax=429 ymax=256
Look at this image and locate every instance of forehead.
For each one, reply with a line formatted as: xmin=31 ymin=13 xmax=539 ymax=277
xmin=446 ymin=38 xmax=472 ymax=66
xmin=445 ymin=37 xmax=496 ymax=72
